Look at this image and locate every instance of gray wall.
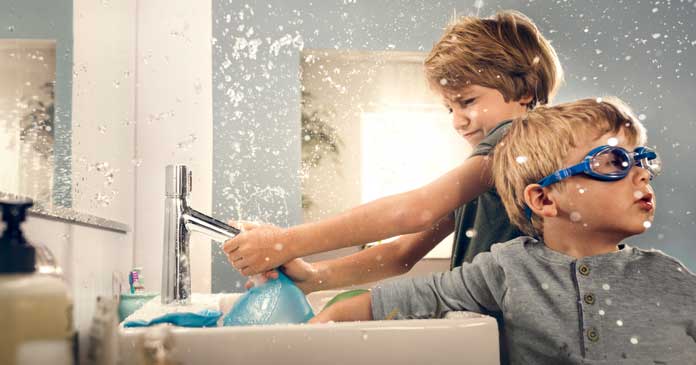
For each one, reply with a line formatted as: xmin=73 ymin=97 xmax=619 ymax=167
xmin=212 ymin=0 xmax=696 ymax=291
xmin=1 ymin=0 xmax=73 ymax=206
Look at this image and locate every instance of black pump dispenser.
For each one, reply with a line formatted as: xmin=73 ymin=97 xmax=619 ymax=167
xmin=0 ymin=200 xmax=35 ymax=273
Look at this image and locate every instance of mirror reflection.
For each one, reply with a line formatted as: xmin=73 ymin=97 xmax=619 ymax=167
xmin=0 ymin=39 xmax=56 ymax=204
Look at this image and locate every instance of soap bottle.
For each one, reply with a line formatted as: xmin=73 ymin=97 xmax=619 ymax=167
xmin=0 ymin=200 xmax=74 ymax=365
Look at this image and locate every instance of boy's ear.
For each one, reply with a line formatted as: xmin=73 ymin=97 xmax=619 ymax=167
xmin=518 ymin=94 xmax=534 ymax=106
xmin=524 ymin=184 xmax=558 ymax=218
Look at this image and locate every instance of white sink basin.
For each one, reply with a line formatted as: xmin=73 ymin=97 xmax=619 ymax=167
xmin=118 ymin=290 xmax=499 ymax=365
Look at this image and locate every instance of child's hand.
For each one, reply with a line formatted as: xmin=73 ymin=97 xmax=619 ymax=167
xmin=243 ymin=258 xmax=319 ymax=294
xmin=222 ymin=220 xmax=293 ymax=276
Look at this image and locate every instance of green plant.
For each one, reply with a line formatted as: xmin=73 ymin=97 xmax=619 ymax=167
xmin=300 ymin=91 xmax=342 ymax=209
xmin=20 ymin=81 xmax=55 ymax=157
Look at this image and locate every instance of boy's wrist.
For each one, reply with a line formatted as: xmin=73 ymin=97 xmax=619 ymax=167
xmin=282 ymin=226 xmax=302 ymax=259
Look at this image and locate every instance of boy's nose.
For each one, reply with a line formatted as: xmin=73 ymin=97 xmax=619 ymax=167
xmin=631 ymin=165 xmax=651 ymax=185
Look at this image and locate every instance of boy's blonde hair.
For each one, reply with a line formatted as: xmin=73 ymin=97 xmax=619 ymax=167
xmin=493 ymin=97 xmax=647 ymax=236
xmin=425 ymin=10 xmax=563 ymax=109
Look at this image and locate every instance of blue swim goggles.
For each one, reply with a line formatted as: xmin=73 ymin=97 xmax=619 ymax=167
xmin=524 ymin=145 xmax=662 ymax=219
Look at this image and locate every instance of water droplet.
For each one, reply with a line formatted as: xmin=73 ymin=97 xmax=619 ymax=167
xmin=616 ymin=319 xmax=623 ymax=326
xmin=465 ymin=229 xmax=477 ymax=238
xmin=605 ymin=298 xmax=613 ymax=306
xmin=651 ymin=7 xmax=658 ymax=13
xmin=541 ymin=283 xmax=549 ymax=290
xmin=515 ymin=155 xmax=528 ymax=164
xmin=638 ymin=114 xmax=646 ymax=121
xmin=630 ymin=336 xmax=639 ymax=344
xmin=602 ymin=283 xmax=610 ymax=290
xmin=596 ymin=97 xmax=603 ymax=103
xmin=570 ymin=212 xmax=582 ymax=222
xmin=8 ymin=25 xmax=15 ymax=32
xmin=439 ymin=78 xmax=448 ymax=86
xmin=265 ymin=257 xmax=270 ymax=261
xmin=643 ymin=221 xmax=652 ymax=228
xmin=274 ymin=243 xmax=283 ymax=251
xmin=652 ymin=33 xmax=661 ymax=39
xmin=607 ymin=137 xmax=618 ymax=146
xmin=578 ymin=188 xmax=586 ymax=194
xmin=598 ymin=309 xmax=605 ymax=316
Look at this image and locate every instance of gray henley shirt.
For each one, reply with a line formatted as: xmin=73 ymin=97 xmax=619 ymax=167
xmin=371 ymin=236 xmax=696 ymax=364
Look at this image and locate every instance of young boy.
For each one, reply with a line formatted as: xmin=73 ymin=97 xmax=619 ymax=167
xmin=309 ymin=98 xmax=696 ymax=364
xmin=223 ymin=10 xmax=564 ymax=293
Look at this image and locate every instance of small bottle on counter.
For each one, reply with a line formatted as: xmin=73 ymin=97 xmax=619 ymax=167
xmin=0 ymin=200 xmax=74 ymax=365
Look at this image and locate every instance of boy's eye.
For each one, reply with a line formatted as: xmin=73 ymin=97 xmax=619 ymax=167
xmin=458 ymin=98 xmax=475 ymax=108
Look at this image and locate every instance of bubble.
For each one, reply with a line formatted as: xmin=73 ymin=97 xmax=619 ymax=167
xmin=465 ymin=229 xmax=477 ymax=238
xmin=541 ymin=283 xmax=549 ymax=290
xmin=630 ymin=336 xmax=639 ymax=344
xmin=643 ymin=221 xmax=652 ymax=228
xmin=596 ymin=97 xmax=603 ymax=103
xmin=638 ymin=114 xmax=646 ymax=121
xmin=633 ymin=191 xmax=644 ymax=200
xmin=616 ymin=319 xmax=623 ymax=326
xmin=607 ymin=137 xmax=618 ymax=146
xmin=570 ymin=212 xmax=582 ymax=222
xmin=602 ymin=283 xmax=610 ymax=291
xmin=439 ymin=78 xmax=448 ymax=85
xmin=598 ymin=309 xmax=605 ymax=316
xmin=274 ymin=243 xmax=283 ymax=251
xmin=515 ymin=155 xmax=528 ymax=164
xmin=652 ymin=33 xmax=662 ymax=39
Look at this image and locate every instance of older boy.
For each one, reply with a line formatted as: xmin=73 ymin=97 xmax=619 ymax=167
xmin=310 ymin=98 xmax=696 ymax=364
xmin=224 ymin=10 xmax=564 ymax=292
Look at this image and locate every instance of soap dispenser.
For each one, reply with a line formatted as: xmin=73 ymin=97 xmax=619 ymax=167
xmin=0 ymin=200 xmax=74 ymax=365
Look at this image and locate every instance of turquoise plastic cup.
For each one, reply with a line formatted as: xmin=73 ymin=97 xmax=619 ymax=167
xmin=223 ymin=271 xmax=314 ymax=326
xmin=118 ymin=292 xmax=159 ymax=322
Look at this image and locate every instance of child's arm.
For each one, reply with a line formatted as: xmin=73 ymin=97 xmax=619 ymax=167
xmin=258 ymin=215 xmax=455 ymax=293
xmin=224 ymin=155 xmax=491 ymax=275
xmin=309 ymin=292 xmax=373 ymax=323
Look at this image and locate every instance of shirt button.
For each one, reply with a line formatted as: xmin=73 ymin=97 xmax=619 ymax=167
xmin=578 ymin=264 xmax=590 ymax=276
xmin=584 ymin=293 xmax=595 ymax=305
xmin=587 ymin=327 xmax=599 ymax=342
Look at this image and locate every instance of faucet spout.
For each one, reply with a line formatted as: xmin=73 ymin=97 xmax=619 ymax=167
xmin=162 ymin=165 xmax=240 ymax=305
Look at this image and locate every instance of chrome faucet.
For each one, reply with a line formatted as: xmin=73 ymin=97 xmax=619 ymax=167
xmin=162 ymin=165 xmax=240 ymax=305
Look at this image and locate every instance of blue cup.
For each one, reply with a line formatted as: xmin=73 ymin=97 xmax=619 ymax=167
xmin=118 ymin=292 xmax=159 ymax=322
xmin=223 ymin=271 xmax=314 ymax=326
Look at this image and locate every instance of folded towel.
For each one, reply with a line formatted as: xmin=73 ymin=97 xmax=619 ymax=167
xmin=123 ymin=309 xmax=222 ymax=328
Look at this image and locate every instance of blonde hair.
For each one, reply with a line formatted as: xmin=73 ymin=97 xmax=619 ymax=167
xmin=425 ymin=10 xmax=563 ymax=109
xmin=493 ymin=97 xmax=647 ymax=236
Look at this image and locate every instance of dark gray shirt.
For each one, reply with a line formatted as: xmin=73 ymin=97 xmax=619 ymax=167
xmin=451 ymin=120 xmax=522 ymax=268
xmin=372 ymin=236 xmax=696 ymax=364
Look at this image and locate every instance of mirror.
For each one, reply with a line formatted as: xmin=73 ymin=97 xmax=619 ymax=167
xmin=0 ymin=39 xmax=56 ymax=204
xmin=299 ymin=49 xmax=468 ymax=259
